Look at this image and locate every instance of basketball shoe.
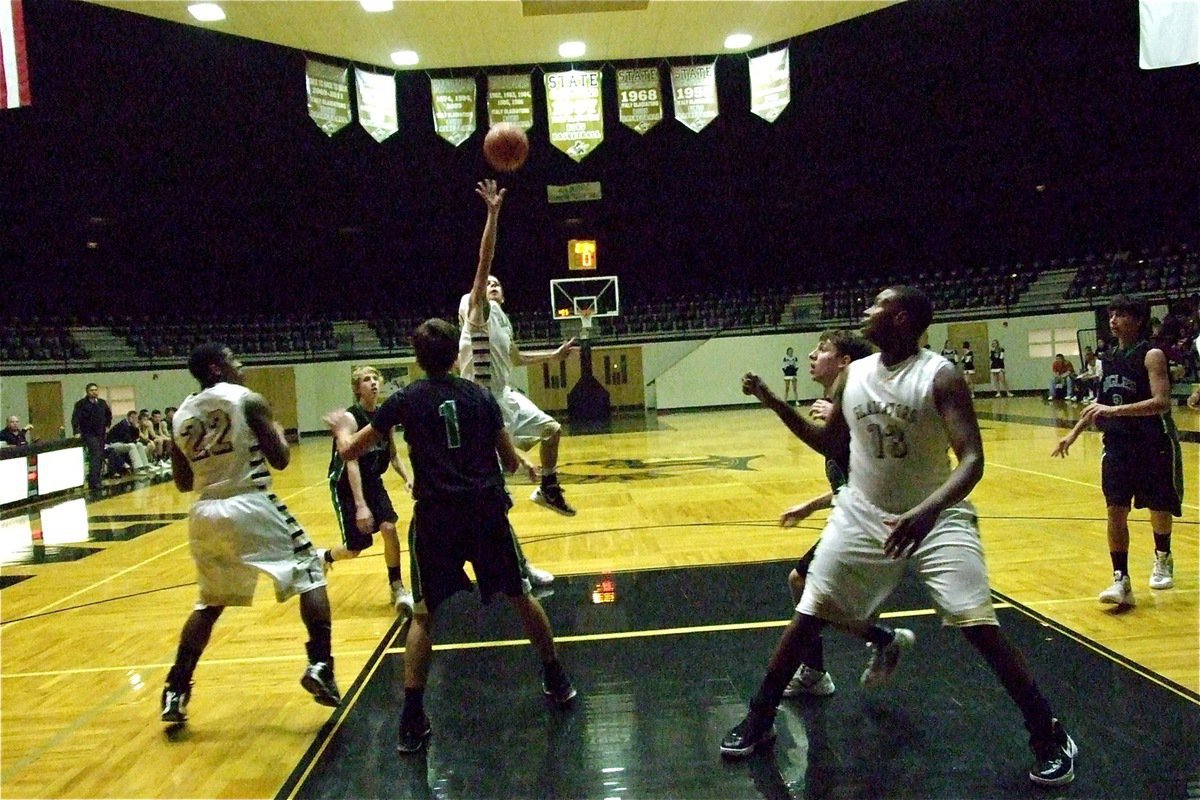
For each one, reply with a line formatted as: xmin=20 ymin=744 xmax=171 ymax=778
xmin=301 ymin=660 xmax=341 ymax=707
xmin=525 ymin=563 xmax=555 ymax=587
xmin=160 ymin=684 xmax=191 ymax=724
xmin=860 ymin=628 xmax=915 ymax=687
xmin=531 ymin=484 xmax=576 ymax=516
xmin=783 ymin=664 xmax=836 ymax=697
xmin=397 ymin=713 xmax=432 ymax=754
xmin=720 ymin=708 xmax=777 ymax=757
xmin=1149 ymin=551 xmax=1174 ymax=590
xmin=1028 ymin=718 xmax=1077 ymax=786
xmin=1098 ymin=571 xmax=1135 ymax=606
xmin=541 ymin=662 xmax=577 ymax=706
xmin=391 ymin=581 xmax=414 ymax=618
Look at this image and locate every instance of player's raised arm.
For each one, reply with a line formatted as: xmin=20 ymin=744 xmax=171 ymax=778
xmin=244 ymin=392 xmax=290 ymax=470
xmin=324 ymin=409 xmax=382 ymax=463
xmin=741 ymin=371 xmax=848 ymax=459
xmin=468 ymin=179 xmax=506 ymax=326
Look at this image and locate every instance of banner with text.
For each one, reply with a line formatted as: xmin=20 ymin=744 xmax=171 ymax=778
xmin=670 ymin=62 xmax=718 ymax=133
xmin=616 ymin=67 xmax=662 ymax=134
xmin=354 ymin=68 xmax=398 ymax=142
xmin=487 ymin=73 xmax=534 ymax=130
xmin=306 ymin=60 xmax=351 ymax=136
xmin=430 ymin=76 xmax=476 ymax=146
xmin=545 ymin=69 xmax=603 ymax=162
xmin=749 ymin=49 xmax=790 ymax=123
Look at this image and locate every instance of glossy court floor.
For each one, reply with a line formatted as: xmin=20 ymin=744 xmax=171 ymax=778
xmin=1 ymin=396 xmax=1197 ymax=799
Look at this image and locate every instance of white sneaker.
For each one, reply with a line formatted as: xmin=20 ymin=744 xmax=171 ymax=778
xmin=783 ymin=664 xmax=835 ymax=697
xmin=524 ymin=563 xmax=555 ymax=587
xmin=1098 ymin=571 xmax=1135 ymax=606
xmin=391 ymin=581 xmax=414 ymax=618
xmin=1149 ymin=551 xmax=1174 ymax=590
xmin=860 ymin=628 xmax=915 ymax=687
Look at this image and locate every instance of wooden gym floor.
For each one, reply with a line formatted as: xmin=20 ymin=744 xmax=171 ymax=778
xmin=1 ymin=396 xmax=1197 ymax=799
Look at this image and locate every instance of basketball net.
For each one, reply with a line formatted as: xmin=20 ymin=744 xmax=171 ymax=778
xmin=579 ymin=308 xmax=594 ymax=341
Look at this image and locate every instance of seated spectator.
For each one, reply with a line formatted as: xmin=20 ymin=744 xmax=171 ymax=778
xmin=0 ymin=415 xmax=33 ymax=447
xmin=107 ymin=410 xmax=151 ymax=473
xmin=138 ymin=409 xmax=167 ymax=463
xmin=1074 ymin=347 xmax=1100 ymax=402
xmin=149 ymin=409 xmax=173 ymax=467
xmin=1047 ymin=353 xmax=1075 ymax=401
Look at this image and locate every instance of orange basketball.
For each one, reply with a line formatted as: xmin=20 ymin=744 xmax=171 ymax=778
xmin=483 ymin=123 xmax=529 ymax=172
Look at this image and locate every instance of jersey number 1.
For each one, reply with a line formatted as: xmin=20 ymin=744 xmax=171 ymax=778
xmin=439 ymin=401 xmax=461 ymax=449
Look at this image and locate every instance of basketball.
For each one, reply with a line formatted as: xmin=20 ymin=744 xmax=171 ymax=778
xmin=483 ymin=123 xmax=529 ymax=172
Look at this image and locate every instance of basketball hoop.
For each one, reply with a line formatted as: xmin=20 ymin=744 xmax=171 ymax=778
xmin=578 ymin=307 xmax=594 ymax=341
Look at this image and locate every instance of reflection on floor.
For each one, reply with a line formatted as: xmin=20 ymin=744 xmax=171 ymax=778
xmin=285 ymin=562 xmax=1200 ymax=800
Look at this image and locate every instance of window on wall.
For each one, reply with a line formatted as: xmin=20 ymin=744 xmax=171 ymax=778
xmin=104 ymin=386 xmax=137 ymax=418
xmin=1028 ymin=329 xmax=1079 ymax=360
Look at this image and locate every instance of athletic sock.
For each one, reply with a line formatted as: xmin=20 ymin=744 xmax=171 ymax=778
xmin=1016 ymin=682 xmax=1055 ymax=741
xmin=387 ymin=566 xmax=402 ymax=584
xmin=402 ymin=687 xmax=425 ymax=721
xmin=541 ymin=469 xmax=557 ymax=488
xmin=323 ymin=549 xmax=335 ymax=565
xmin=1110 ymin=551 xmax=1129 ymax=578
xmin=1153 ymin=533 xmax=1171 ymax=555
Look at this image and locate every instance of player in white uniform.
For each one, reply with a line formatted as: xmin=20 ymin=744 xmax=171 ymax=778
xmin=160 ymin=344 xmax=339 ymax=725
xmin=721 ymin=286 xmax=1077 ymax=789
xmin=458 ymin=180 xmax=579 ymax=583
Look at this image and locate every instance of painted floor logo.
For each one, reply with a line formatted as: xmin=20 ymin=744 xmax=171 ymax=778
xmin=555 ymin=455 xmax=762 ymax=484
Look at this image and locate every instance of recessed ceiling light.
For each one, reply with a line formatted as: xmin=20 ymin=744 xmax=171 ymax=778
xmin=724 ymin=33 xmax=752 ymax=49
xmin=558 ymin=41 xmax=586 ymax=59
xmin=187 ymin=3 xmax=225 ymax=22
xmin=390 ymin=50 xmax=419 ymax=66
xmin=359 ymin=0 xmax=393 ymax=11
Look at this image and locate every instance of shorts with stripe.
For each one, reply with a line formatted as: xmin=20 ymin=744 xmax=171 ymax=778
xmin=408 ymin=488 xmax=530 ymax=615
xmin=498 ymin=387 xmax=559 ymax=451
xmin=1101 ymin=433 xmax=1183 ymax=517
xmin=798 ymin=486 xmax=997 ymax=628
xmin=188 ymin=491 xmax=325 ymax=608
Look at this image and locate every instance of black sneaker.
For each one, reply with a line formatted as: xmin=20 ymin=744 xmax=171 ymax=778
xmin=160 ymin=684 xmax=191 ymax=724
xmin=301 ymin=661 xmax=341 ymax=707
xmin=530 ymin=485 xmax=576 ymax=516
xmin=397 ymin=714 xmax=432 ymax=754
xmin=1029 ymin=719 xmax=1077 ymax=787
xmin=542 ymin=665 xmax=578 ymax=706
xmin=720 ymin=710 xmax=777 ymax=757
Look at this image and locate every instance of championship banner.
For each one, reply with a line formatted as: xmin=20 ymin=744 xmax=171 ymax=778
xmin=1 ymin=0 xmax=31 ymax=109
xmin=544 ymin=69 xmax=603 ymax=162
xmin=486 ymin=73 xmax=534 ymax=130
xmin=305 ymin=60 xmax=351 ymax=136
xmin=430 ymin=76 xmax=476 ymax=146
xmin=749 ymin=48 xmax=790 ymax=123
xmin=354 ymin=68 xmax=398 ymax=143
xmin=670 ymin=62 xmax=719 ymax=133
xmin=616 ymin=67 xmax=662 ymax=134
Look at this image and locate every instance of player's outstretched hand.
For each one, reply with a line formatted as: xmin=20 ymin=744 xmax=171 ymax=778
xmin=780 ymin=500 xmax=818 ymax=527
xmin=323 ymin=409 xmax=357 ymax=434
xmin=809 ymin=398 xmax=834 ymax=421
xmin=519 ymin=456 xmax=538 ymax=483
xmin=741 ymin=372 xmax=769 ymax=400
xmin=1050 ymin=435 xmax=1075 ymax=458
xmin=355 ymin=506 xmax=376 ymax=535
xmin=557 ymin=337 xmax=579 ymax=360
xmin=476 ymin=178 xmax=506 ymax=211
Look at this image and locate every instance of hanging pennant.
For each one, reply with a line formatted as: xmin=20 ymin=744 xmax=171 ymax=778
xmin=544 ymin=69 xmax=603 ymax=162
xmin=354 ymin=68 xmax=398 ymax=143
xmin=616 ymin=67 xmax=662 ymax=134
xmin=486 ymin=73 xmax=534 ymax=131
xmin=430 ymin=76 xmax=477 ymax=146
xmin=749 ymin=49 xmax=790 ymax=123
xmin=669 ymin=62 xmax=718 ymax=133
xmin=305 ymin=60 xmax=351 ymax=137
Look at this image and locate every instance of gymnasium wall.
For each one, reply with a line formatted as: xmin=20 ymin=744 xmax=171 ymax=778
xmin=0 ymin=308 xmax=1100 ymax=433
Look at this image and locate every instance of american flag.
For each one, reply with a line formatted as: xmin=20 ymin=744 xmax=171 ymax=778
xmin=1 ymin=0 xmax=31 ymax=109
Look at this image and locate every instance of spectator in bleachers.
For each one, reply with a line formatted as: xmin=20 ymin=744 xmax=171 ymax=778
xmin=1 ymin=415 xmax=33 ymax=447
xmin=150 ymin=409 xmax=173 ymax=465
xmin=72 ymin=383 xmax=112 ymax=492
xmin=139 ymin=409 xmax=168 ymax=463
xmin=1047 ymin=353 xmax=1076 ymax=402
xmin=989 ymin=339 xmax=1013 ymax=397
xmin=108 ymin=410 xmax=152 ymax=474
xmin=1074 ymin=347 xmax=1100 ymax=402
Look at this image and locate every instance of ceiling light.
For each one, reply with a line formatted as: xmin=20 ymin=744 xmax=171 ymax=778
xmin=359 ymin=0 xmax=393 ymax=11
xmin=390 ymin=50 xmax=419 ymax=66
xmin=558 ymin=41 xmax=586 ymax=59
xmin=187 ymin=3 xmax=225 ymax=22
xmin=724 ymin=33 xmax=752 ymax=49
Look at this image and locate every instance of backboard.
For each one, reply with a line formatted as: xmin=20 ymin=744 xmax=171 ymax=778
xmin=549 ymin=275 xmax=620 ymax=320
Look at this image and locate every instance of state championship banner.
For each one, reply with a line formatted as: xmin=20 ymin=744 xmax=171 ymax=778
xmin=487 ymin=73 xmax=534 ymax=130
xmin=1 ymin=0 xmax=31 ymax=110
xmin=1139 ymin=0 xmax=1200 ymax=69
xmin=306 ymin=60 xmax=351 ymax=136
xmin=354 ymin=68 xmax=398 ymax=143
xmin=545 ymin=69 xmax=603 ymax=162
xmin=430 ymin=76 xmax=476 ymax=146
xmin=749 ymin=49 xmax=790 ymax=123
xmin=616 ymin=67 xmax=663 ymax=134
xmin=670 ymin=62 xmax=718 ymax=132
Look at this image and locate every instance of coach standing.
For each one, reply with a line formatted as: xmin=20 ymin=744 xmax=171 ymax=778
xmin=72 ymin=382 xmax=111 ymax=493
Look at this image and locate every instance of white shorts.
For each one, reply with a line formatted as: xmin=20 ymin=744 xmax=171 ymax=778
xmin=798 ymin=486 xmax=997 ymax=628
xmin=188 ymin=491 xmax=325 ymax=608
xmin=498 ymin=387 xmax=559 ymax=451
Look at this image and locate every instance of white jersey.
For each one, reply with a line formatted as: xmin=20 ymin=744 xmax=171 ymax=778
xmin=458 ymin=293 xmax=517 ymax=395
xmin=173 ymin=382 xmax=272 ymax=500
xmin=842 ymin=349 xmax=957 ymax=514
